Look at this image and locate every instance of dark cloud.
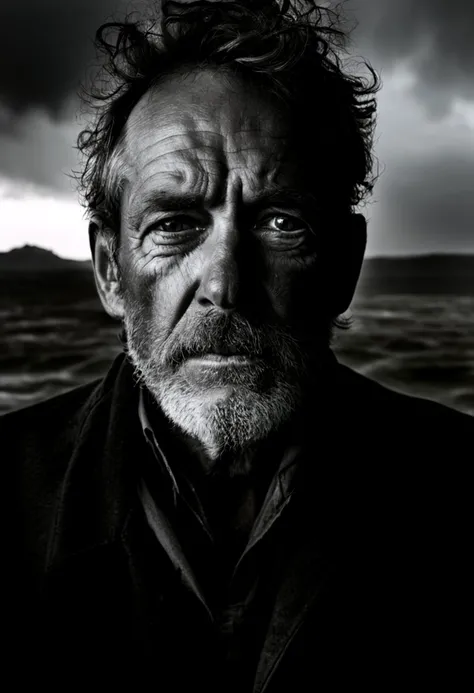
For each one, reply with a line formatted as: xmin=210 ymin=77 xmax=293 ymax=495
xmin=342 ymin=0 xmax=474 ymax=115
xmin=0 ymin=1 xmax=472 ymax=117
xmin=0 ymin=0 xmax=123 ymax=116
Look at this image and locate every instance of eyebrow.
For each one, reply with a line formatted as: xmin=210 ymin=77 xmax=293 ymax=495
xmin=128 ymin=187 xmax=320 ymax=231
xmin=128 ymin=191 xmax=201 ymax=232
xmin=251 ymin=188 xmax=319 ymax=210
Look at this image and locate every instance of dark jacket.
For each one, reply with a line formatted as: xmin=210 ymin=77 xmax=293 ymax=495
xmin=5 ymin=353 xmax=472 ymax=691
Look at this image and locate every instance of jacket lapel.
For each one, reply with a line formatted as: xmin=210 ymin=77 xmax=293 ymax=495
xmin=254 ymin=530 xmax=335 ymax=693
xmin=43 ymin=354 xmax=145 ymax=592
xmin=253 ymin=374 xmax=355 ymax=693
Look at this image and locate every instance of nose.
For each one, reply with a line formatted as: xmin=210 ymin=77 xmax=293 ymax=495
xmin=196 ymin=225 xmax=241 ymax=312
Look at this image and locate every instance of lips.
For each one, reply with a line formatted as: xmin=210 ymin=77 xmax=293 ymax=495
xmin=194 ymin=354 xmax=254 ymax=361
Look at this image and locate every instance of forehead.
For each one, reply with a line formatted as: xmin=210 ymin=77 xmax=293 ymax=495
xmin=120 ymin=69 xmax=300 ymax=206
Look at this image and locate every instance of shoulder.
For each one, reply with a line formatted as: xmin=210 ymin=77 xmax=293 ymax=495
xmin=329 ymin=362 xmax=473 ymax=465
xmin=2 ymin=355 xmax=130 ymax=496
xmin=1 ymin=378 xmax=102 ymax=457
xmin=3 ymin=379 xmax=105 ymax=571
xmin=337 ymin=362 xmax=472 ymax=428
xmin=5 ymin=354 xmax=137 ymax=574
xmin=1 ymin=354 xmax=128 ymax=450
xmin=305 ymin=363 xmax=472 ymax=556
xmin=3 ymin=380 xmax=106 ymax=530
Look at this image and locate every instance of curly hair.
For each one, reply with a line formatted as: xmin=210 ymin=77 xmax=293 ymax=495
xmin=77 ymin=0 xmax=380 ymax=235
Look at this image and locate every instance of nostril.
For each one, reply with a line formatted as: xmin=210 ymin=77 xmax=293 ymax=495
xmin=196 ymin=270 xmax=240 ymax=311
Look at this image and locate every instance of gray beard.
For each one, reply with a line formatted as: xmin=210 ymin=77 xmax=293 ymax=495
xmin=123 ymin=304 xmax=331 ymax=474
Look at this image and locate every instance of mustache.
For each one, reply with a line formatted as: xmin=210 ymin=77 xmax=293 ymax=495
xmin=159 ymin=311 xmax=305 ymax=369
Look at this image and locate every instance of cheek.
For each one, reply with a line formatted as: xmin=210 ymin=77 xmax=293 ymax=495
xmin=264 ymin=256 xmax=320 ymax=325
xmin=121 ymin=253 xmax=196 ymax=334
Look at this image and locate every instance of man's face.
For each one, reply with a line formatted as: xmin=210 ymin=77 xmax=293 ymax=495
xmin=106 ymin=69 xmax=345 ymax=466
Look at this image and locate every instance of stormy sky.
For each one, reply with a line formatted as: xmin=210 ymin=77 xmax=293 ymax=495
xmin=0 ymin=0 xmax=473 ymax=258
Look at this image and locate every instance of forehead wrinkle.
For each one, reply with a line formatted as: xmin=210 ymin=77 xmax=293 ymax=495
xmin=125 ymin=70 xmax=290 ymax=151
xmin=130 ymin=138 xmax=287 ymax=179
xmin=128 ymin=165 xmax=224 ymax=212
xmin=127 ymin=129 xmax=224 ymax=154
xmin=125 ymin=98 xmax=289 ymax=164
xmin=131 ymin=82 xmax=286 ymax=134
xmin=126 ymin=150 xmax=295 ymax=213
xmin=125 ymin=129 xmax=288 ymax=163
xmin=144 ymin=154 xmax=227 ymax=202
xmin=127 ymin=89 xmax=287 ymax=138
xmin=125 ymin=143 xmax=221 ymax=207
xmin=136 ymin=148 xmax=226 ymax=174
xmin=121 ymin=102 xmax=294 ymax=214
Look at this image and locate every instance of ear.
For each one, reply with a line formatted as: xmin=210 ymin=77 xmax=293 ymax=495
xmin=330 ymin=212 xmax=367 ymax=315
xmin=89 ymin=219 xmax=125 ymax=320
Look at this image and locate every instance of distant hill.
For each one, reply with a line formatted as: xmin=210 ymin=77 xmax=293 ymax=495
xmin=0 ymin=245 xmax=91 ymax=272
xmin=0 ymin=245 xmax=473 ymax=295
xmin=357 ymin=254 xmax=474 ymax=296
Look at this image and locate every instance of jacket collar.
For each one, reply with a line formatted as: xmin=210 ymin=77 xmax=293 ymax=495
xmin=44 ymin=348 xmax=343 ymax=570
xmin=43 ymin=347 xmax=339 ymax=523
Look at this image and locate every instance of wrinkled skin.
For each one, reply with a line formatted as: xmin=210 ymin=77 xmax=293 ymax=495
xmin=92 ymin=68 xmax=366 ymax=476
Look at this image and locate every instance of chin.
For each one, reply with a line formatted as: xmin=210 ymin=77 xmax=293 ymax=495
xmin=123 ymin=308 xmax=325 ymax=469
xmin=161 ymin=374 xmax=300 ymax=456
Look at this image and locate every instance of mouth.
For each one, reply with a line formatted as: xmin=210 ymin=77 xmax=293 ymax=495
xmin=205 ymin=345 xmax=253 ymax=356
xmin=180 ymin=351 xmax=269 ymax=387
xmin=187 ymin=354 xmax=257 ymax=364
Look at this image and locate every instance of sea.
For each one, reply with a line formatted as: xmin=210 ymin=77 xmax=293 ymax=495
xmin=1 ymin=273 xmax=473 ymax=417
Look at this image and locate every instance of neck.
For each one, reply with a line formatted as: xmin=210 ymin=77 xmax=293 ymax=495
xmin=166 ymin=422 xmax=292 ymax=538
xmin=172 ymin=424 xmax=285 ymax=487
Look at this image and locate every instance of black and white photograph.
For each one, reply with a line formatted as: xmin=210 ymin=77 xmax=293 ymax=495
xmin=2 ymin=1 xmax=473 ymax=690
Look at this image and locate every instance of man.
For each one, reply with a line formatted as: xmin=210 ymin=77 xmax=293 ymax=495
xmin=5 ymin=1 xmax=472 ymax=690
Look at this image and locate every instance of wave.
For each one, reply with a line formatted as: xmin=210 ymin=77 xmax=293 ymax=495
xmin=1 ymin=294 xmax=473 ymax=417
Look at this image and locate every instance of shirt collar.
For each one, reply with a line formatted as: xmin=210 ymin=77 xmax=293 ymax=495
xmin=138 ymin=386 xmax=180 ymax=498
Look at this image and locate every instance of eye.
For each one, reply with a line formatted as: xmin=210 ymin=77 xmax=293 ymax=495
xmin=149 ymin=216 xmax=205 ymax=234
xmin=259 ymin=214 xmax=307 ymax=233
